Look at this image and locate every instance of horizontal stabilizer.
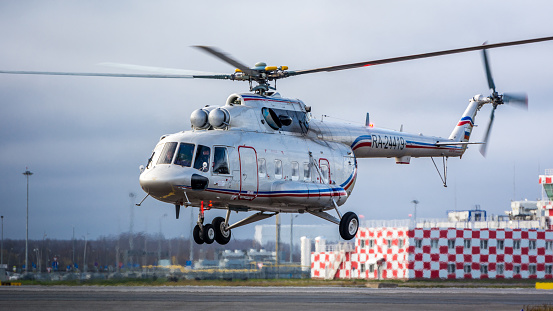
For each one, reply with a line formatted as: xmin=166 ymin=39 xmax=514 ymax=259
xmin=435 ymin=141 xmax=485 ymax=146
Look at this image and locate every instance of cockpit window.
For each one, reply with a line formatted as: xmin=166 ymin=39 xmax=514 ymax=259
xmin=174 ymin=143 xmax=195 ymax=167
xmin=193 ymin=145 xmax=211 ymax=172
xmin=157 ymin=142 xmax=178 ymax=165
xmin=262 ymin=107 xmax=282 ymax=130
xmin=146 ymin=151 xmax=155 ymax=169
xmin=213 ymin=146 xmax=230 ymax=174
xmin=146 ymin=143 xmax=164 ymax=168
xmin=262 ymin=107 xmax=309 ymax=134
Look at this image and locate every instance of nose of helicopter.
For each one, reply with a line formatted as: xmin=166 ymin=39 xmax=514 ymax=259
xmin=139 ymin=168 xmax=209 ymax=199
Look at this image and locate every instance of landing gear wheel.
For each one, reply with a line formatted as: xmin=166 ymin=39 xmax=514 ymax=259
xmin=202 ymin=223 xmax=216 ymax=244
xmin=339 ymin=212 xmax=359 ymax=240
xmin=193 ymin=225 xmax=204 ymax=244
xmin=212 ymin=217 xmax=231 ymax=245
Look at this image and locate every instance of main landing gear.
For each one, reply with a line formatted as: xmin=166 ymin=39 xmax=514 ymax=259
xmin=339 ymin=212 xmax=359 ymax=240
xmin=193 ymin=207 xmax=232 ymax=245
xmin=308 ymin=204 xmax=359 ymax=241
xmin=186 ymin=200 xmax=359 ymax=244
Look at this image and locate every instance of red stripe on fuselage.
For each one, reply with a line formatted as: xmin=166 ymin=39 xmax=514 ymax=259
xmin=352 ymin=142 xmax=372 ymax=151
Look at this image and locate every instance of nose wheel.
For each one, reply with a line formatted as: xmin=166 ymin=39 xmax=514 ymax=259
xmin=192 ymin=207 xmax=232 ymax=245
xmin=193 ymin=225 xmax=204 ymax=244
xmin=202 ymin=224 xmax=216 ymax=244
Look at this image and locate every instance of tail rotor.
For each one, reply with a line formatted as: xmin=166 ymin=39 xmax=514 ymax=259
xmin=479 ymin=48 xmax=528 ymax=157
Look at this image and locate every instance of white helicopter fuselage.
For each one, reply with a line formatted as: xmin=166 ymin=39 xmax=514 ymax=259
xmin=139 ymin=92 xmax=481 ymax=215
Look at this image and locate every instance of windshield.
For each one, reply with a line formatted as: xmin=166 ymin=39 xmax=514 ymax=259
xmin=193 ymin=145 xmax=211 ymax=172
xmin=157 ymin=142 xmax=178 ymax=165
xmin=174 ymin=143 xmax=195 ymax=167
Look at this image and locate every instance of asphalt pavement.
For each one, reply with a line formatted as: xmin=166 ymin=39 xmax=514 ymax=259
xmin=0 ymin=285 xmax=551 ymax=310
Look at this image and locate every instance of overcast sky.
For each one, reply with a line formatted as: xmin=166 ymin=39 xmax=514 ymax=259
xmin=1 ymin=1 xmax=552 ymax=242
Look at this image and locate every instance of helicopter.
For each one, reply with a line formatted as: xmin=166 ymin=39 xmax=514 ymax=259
xmin=1 ymin=36 xmax=552 ymax=245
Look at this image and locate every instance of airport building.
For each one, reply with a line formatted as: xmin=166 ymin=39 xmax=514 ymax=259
xmin=309 ymin=170 xmax=553 ymax=280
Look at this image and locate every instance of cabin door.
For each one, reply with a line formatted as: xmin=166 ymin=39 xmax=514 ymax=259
xmin=238 ymin=146 xmax=258 ymax=200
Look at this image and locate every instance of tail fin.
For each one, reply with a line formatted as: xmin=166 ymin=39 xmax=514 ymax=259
xmin=448 ymin=97 xmax=482 ymax=143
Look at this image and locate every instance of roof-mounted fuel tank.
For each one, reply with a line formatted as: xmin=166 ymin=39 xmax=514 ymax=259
xmin=190 ymin=93 xmax=311 ymax=134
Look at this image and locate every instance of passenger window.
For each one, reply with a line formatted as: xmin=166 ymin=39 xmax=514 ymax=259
xmin=291 ymin=162 xmax=299 ymax=181
xmin=303 ymin=162 xmax=311 ymax=181
xmin=193 ymin=145 xmax=211 ymax=172
xmin=174 ymin=143 xmax=195 ymax=167
xmin=258 ymin=159 xmax=266 ymax=177
xmin=275 ymin=160 xmax=283 ymax=179
xmin=157 ymin=142 xmax=178 ymax=165
xmin=213 ymin=147 xmax=230 ymax=174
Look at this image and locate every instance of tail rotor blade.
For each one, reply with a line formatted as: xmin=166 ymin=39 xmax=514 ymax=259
xmin=479 ymin=106 xmax=497 ymax=157
xmin=503 ymin=92 xmax=528 ymax=110
xmin=482 ymin=48 xmax=496 ymax=93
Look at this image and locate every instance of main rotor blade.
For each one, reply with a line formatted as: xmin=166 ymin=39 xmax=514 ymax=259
xmin=99 ymin=62 xmax=228 ymax=76
xmin=503 ymin=92 xmax=528 ymax=110
xmin=479 ymin=106 xmax=497 ymax=157
xmin=289 ymin=36 xmax=553 ymax=76
xmin=193 ymin=45 xmax=255 ymax=76
xmin=0 ymin=70 xmax=231 ymax=80
xmin=482 ymin=48 xmax=496 ymax=93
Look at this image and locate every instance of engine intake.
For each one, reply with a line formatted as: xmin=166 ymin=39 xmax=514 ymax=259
xmin=190 ymin=108 xmax=210 ymax=129
xmin=208 ymin=108 xmax=230 ymax=129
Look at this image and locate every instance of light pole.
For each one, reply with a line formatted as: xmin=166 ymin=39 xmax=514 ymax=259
xmin=8 ymin=248 xmax=13 ymax=271
xmin=23 ymin=169 xmax=33 ymax=273
xmin=290 ymin=214 xmax=293 ymax=263
xmin=42 ymin=232 xmax=47 ymax=273
xmin=290 ymin=214 xmax=299 ymax=263
xmin=189 ymin=208 xmax=194 ymax=264
xmin=83 ymin=233 xmax=89 ymax=273
xmin=275 ymin=213 xmax=280 ymax=266
xmin=33 ymin=248 xmax=39 ymax=272
xmin=1 ymin=216 xmax=4 ymax=266
xmin=72 ymin=226 xmax=75 ymax=271
xmin=129 ymin=193 xmax=135 ymax=270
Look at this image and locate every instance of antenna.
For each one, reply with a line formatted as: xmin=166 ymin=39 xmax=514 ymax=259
xmin=129 ymin=192 xmax=136 ymax=269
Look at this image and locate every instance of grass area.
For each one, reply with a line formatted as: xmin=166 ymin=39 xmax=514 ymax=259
xmin=16 ymin=277 xmax=546 ymax=288
xmin=18 ymin=278 xmax=367 ymax=287
xmin=523 ymin=305 xmax=553 ymax=311
xmin=396 ymin=278 xmax=539 ymax=288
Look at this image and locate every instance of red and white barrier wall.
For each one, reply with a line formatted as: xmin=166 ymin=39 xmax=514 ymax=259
xmin=311 ymin=227 xmax=553 ymax=279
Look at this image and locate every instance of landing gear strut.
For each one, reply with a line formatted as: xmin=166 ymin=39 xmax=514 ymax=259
xmin=308 ymin=208 xmax=359 ymax=241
